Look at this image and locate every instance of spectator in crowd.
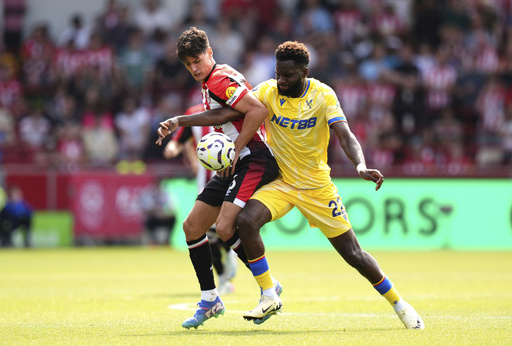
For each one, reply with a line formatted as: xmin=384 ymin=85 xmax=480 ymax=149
xmin=358 ymin=41 xmax=395 ymax=82
xmin=422 ymin=45 xmax=458 ymax=123
xmin=476 ymin=75 xmax=507 ymax=146
xmin=220 ymin=0 xmax=257 ymax=41
xmin=18 ymin=104 xmax=53 ymax=163
xmin=20 ymin=24 xmax=54 ymax=98
xmin=368 ymin=2 xmax=406 ymax=38
xmin=178 ymin=1 xmax=215 ymax=35
xmin=2 ymin=0 xmax=27 ymax=54
xmin=103 ymin=4 xmax=135 ymax=54
xmin=412 ymin=0 xmax=442 ymax=49
xmin=145 ymin=93 xmax=182 ymax=159
xmin=332 ymin=0 xmax=365 ymax=48
xmin=0 ymin=62 xmax=23 ymax=113
xmin=241 ymin=35 xmax=278 ymax=86
xmin=442 ymin=0 xmax=471 ymax=34
xmin=134 ymin=0 xmax=173 ymax=38
xmin=0 ymin=185 xmax=33 ymax=248
xmin=388 ymin=43 xmax=424 ymax=138
xmin=0 ymin=101 xmax=16 ymax=151
xmin=117 ymin=28 xmax=152 ymax=92
xmin=53 ymin=38 xmax=82 ymax=81
xmin=149 ymin=38 xmax=193 ymax=101
xmin=294 ymin=0 xmax=334 ymax=39
xmin=82 ymin=105 xmax=119 ymax=166
xmin=209 ymin=18 xmax=245 ymax=69
xmin=54 ymin=121 xmax=85 ymax=171
xmin=402 ymin=128 xmax=437 ymax=175
xmin=98 ymin=0 xmax=120 ymax=33
xmin=45 ymin=84 xmax=79 ymax=126
xmin=114 ymin=96 xmax=151 ymax=160
xmin=58 ymin=14 xmax=91 ymax=50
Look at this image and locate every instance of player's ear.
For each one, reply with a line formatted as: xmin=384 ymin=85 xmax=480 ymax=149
xmin=303 ymin=66 xmax=309 ymax=78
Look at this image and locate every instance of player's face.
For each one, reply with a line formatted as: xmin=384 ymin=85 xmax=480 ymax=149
xmin=182 ymin=48 xmax=215 ymax=82
xmin=275 ymin=60 xmax=308 ymax=98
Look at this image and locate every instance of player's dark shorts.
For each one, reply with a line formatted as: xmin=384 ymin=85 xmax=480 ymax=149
xmin=197 ymin=150 xmax=279 ymax=208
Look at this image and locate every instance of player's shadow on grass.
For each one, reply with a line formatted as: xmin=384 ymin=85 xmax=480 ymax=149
xmin=133 ymin=327 xmax=398 ymax=338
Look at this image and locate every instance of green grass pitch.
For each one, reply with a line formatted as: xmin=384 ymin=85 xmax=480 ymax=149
xmin=1 ymin=248 xmax=511 ymax=345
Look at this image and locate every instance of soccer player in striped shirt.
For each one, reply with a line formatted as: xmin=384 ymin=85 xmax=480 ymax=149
xmin=156 ymin=27 xmax=281 ymax=329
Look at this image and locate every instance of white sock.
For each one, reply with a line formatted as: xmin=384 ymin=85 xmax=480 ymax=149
xmin=392 ymin=299 xmax=407 ymax=313
xmin=262 ymin=287 xmax=279 ymax=299
xmin=201 ymin=289 xmax=218 ymax=302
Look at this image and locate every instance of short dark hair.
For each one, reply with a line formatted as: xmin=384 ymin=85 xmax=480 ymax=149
xmin=176 ymin=27 xmax=210 ymax=61
xmin=275 ymin=41 xmax=310 ymax=67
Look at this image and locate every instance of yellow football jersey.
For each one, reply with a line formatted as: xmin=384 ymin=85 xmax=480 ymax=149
xmin=251 ymin=78 xmax=347 ymax=189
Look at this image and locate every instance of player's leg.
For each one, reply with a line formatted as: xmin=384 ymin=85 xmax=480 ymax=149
xmin=237 ymin=180 xmax=294 ymax=322
xmin=182 ymin=174 xmax=230 ymax=329
xmin=329 ymin=231 xmax=424 ymax=329
xmin=217 ymin=235 xmax=238 ymax=281
xmin=215 ymin=151 xmax=279 ymax=269
xmin=207 ymin=227 xmax=225 ymax=277
xmin=237 ymin=199 xmax=278 ymax=301
xmin=220 ymin=152 xmax=283 ymax=323
xmin=215 ymin=200 xmax=273 ymax=300
xmin=309 ymin=183 xmax=424 ymax=329
xmin=181 ymin=200 xmax=225 ymax=329
xmin=214 ymin=202 xmax=249 ymax=266
xmin=183 ymin=200 xmax=220 ymax=294
xmin=207 ymin=227 xmax=234 ymax=294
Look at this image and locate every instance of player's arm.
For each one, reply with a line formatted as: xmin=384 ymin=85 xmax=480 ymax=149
xmin=163 ymin=127 xmax=191 ymax=159
xmin=227 ymin=92 xmax=269 ymax=173
xmin=156 ymin=108 xmax=242 ymax=146
xmin=331 ymin=121 xmax=384 ymax=191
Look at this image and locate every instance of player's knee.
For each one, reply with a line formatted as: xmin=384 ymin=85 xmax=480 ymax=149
xmin=237 ymin=210 xmax=254 ymax=232
xmin=214 ymin=222 xmax=235 ymax=241
xmin=182 ymin=218 xmax=203 ymax=240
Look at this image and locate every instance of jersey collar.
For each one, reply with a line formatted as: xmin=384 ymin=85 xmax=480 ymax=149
xmin=204 ymin=63 xmax=217 ymax=83
xmin=299 ymin=79 xmax=310 ymax=98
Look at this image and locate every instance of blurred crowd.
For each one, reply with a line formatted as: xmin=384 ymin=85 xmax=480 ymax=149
xmin=1 ymin=0 xmax=512 ymax=175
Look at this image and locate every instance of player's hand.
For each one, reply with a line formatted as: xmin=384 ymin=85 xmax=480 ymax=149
xmin=359 ymin=169 xmax=384 ymax=191
xmin=218 ymin=150 xmax=239 ymax=178
xmin=229 ymin=150 xmax=239 ymax=176
xmin=155 ymin=117 xmax=179 ymax=146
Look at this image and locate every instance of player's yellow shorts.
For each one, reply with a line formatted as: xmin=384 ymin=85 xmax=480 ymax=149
xmin=251 ymin=179 xmax=352 ymax=238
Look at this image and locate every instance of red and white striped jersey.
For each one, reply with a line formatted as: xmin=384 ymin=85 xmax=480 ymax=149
xmin=475 ymin=44 xmax=499 ymax=74
xmin=81 ymin=45 xmax=114 ymax=76
xmin=54 ymin=48 xmax=83 ymax=77
xmin=0 ymin=79 xmax=23 ymax=111
xmin=334 ymin=81 xmax=367 ymax=117
xmin=333 ymin=8 xmax=363 ymax=45
xmin=370 ymin=11 xmax=405 ymax=36
xmin=423 ymin=64 xmax=457 ymax=110
xmin=366 ymin=81 xmax=396 ymax=107
xmin=477 ymin=82 xmax=506 ymax=132
xmin=201 ymin=63 xmax=270 ymax=159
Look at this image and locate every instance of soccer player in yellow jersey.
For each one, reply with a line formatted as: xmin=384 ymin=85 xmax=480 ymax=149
xmin=235 ymin=41 xmax=424 ymax=329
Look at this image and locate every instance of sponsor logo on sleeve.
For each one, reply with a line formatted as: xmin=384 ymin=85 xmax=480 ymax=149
xmin=226 ymin=86 xmax=237 ymax=98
